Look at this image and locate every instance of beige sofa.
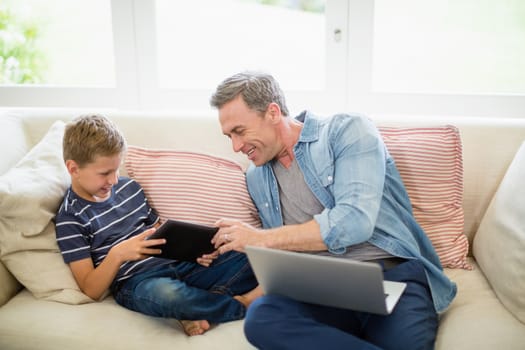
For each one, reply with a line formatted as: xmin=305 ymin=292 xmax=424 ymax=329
xmin=0 ymin=109 xmax=524 ymax=350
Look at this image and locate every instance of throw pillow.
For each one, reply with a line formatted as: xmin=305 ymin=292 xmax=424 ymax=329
xmin=473 ymin=141 xmax=525 ymax=323
xmin=125 ymin=146 xmax=261 ymax=228
xmin=379 ymin=126 xmax=470 ymax=269
xmin=0 ymin=121 xmax=93 ymax=304
xmin=0 ymin=114 xmax=30 ymax=175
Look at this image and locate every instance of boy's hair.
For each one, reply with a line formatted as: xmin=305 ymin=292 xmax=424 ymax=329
xmin=210 ymin=71 xmax=289 ymax=117
xmin=63 ymin=114 xmax=126 ymax=167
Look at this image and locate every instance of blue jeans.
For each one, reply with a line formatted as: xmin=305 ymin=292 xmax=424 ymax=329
xmin=244 ymin=259 xmax=438 ymax=350
xmin=113 ymin=251 xmax=258 ymax=323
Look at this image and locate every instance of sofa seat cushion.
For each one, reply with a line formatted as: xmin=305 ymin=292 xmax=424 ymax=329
xmin=0 ymin=290 xmax=254 ymax=350
xmin=436 ymin=259 xmax=525 ymax=350
xmin=2 ymin=259 xmax=523 ymax=350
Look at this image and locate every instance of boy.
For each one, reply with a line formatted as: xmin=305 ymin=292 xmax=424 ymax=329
xmin=55 ymin=114 xmax=260 ymax=336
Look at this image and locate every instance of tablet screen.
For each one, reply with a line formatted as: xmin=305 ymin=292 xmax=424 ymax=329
xmin=147 ymin=219 xmax=218 ymax=262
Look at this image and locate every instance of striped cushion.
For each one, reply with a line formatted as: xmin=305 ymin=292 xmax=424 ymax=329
xmin=125 ymin=147 xmax=261 ymax=228
xmin=379 ymin=126 xmax=471 ymax=269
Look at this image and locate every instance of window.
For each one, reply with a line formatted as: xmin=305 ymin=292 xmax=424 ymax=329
xmin=147 ymin=0 xmax=337 ymax=113
xmin=0 ymin=0 xmax=115 ymax=87
xmin=156 ymin=0 xmax=325 ymax=91
xmin=372 ymin=0 xmax=525 ymax=95
xmin=0 ymin=0 xmax=524 ymax=118
xmin=345 ymin=0 xmax=525 ymax=118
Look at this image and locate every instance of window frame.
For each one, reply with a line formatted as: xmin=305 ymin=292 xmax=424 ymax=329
xmin=0 ymin=0 xmax=524 ymax=119
xmin=346 ymin=0 xmax=525 ymax=119
xmin=132 ymin=0 xmax=348 ymax=115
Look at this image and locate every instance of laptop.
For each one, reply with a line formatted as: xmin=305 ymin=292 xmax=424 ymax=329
xmin=245 ymin=245 xmax=407 ymax=315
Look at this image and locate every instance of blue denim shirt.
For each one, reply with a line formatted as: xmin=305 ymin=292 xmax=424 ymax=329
xmin=246 ymin=111 xmax=456 ymax=313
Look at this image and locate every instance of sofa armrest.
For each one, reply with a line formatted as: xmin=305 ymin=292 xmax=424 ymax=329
xmin=0 ymin=261 xmax=21 ymax=307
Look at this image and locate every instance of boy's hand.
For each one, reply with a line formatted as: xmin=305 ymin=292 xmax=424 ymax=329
xmin=196 ymin=250 xmax=219 ymax=267
xmin=112 ymin=228 xmax=166 ymax=262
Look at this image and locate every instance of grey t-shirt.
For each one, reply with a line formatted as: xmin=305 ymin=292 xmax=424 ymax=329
xmin=271 ymin=157 xmax=392 ymax=261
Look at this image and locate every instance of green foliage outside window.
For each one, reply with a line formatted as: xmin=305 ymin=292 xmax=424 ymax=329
xmin=0 ymin=6 xmax=46 ymax=84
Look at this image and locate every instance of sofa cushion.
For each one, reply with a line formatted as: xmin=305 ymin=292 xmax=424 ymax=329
xmin=379 ymin=126 xmax=470 ymax=269
xmin=473 ymin=141 xmax=525 ymax=324
xmin=0 ymin=114 xmax=30 ymax=176
xmin=125 ymin=146 xmax=261 ymax=228
xmin=0 ymin=121 xmax=92 ymax=304
xmin=0 ymin=261 xmax=21 ymax=307
xmin=438 ymin=259 xmax=525 ymax=349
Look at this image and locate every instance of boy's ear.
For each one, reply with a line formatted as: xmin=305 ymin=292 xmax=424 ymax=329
xmin=65 ymin=159 xmax=80 ymax=176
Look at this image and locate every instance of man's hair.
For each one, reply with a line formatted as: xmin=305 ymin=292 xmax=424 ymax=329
xmin=210 ymin=71 xmax=289 ymax=117
xmin=63 ymin=114 xmax=126 ymax=167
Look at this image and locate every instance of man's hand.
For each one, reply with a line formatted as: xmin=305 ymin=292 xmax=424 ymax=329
xmin=212 ymin=219 xmax=265 ymax=254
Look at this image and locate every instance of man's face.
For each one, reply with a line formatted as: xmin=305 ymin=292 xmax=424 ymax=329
xmin=67 ymin=153 xmax=122 ymax=202
xmin=219 ymin=95 xmax=281 ymax=166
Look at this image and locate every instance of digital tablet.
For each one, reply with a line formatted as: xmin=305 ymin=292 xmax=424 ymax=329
xmin=147 ymin=219 xmax=218 ymax=262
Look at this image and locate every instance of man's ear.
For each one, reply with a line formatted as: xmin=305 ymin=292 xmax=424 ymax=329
xmin=65 ymin=159 xmax=80 ymax=176
xmin=267 ymin=102 xmax=282 ymax=123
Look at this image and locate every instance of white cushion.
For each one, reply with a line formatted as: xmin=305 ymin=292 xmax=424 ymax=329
xmin=0 ymin=114 xmax=30 ymax=175
xmin=0 ymin=121 xmax=92 ymax=304
xmin=474 ymin=141 xmax=525 ymax=324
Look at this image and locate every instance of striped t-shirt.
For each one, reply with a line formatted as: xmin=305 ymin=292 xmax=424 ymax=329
xmin=55 ymin=176 xmax=171 ymax=289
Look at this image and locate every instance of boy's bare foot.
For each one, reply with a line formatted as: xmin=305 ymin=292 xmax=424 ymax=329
xmin=179 ymin=320 xmax=210 ymax=336
xmin=234 ymin=285 xmax=264 ymax=308
xmin=177 ymin=287 xmax=262 ymax=335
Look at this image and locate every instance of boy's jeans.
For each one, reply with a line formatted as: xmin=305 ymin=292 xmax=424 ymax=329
xmin=113 ymin=251 xmax=258 ymax=323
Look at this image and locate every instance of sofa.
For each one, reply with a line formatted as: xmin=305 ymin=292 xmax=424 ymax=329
xmin=0 ymin=108 xmax=524 ymax=350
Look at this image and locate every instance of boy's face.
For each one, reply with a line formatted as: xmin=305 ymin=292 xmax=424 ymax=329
xmin=66 ymin=153 xmax=122 ymax=202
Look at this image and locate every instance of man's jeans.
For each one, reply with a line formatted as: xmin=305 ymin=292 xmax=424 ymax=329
xmin=244 ymin=259 xmax=438 ymax=350
xmin=114 ymin=251 xmax=258 ymax=323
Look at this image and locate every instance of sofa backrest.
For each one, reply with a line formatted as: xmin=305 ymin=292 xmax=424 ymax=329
xmin=2 ymin=109 xmax=525 ymax=250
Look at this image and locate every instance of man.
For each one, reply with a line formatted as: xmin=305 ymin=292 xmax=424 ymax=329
xmin=209 ymin=71 xmax=456 ymax=350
